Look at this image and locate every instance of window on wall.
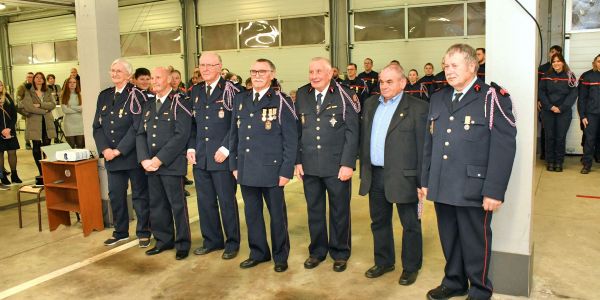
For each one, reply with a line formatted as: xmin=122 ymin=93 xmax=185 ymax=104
xmin=202 ymin=24 xmax=237 ymax=50
xmin=11 ymin=45 xmax=32 ymax=65
xmin=239 ymin=19 xmax=279 ymax=49
xmin=32 ymin=43 xmax=55 ymax=63
xmin=354 ymin=8 xmax=405 ymax=41
xmin=408 ymin=4 xmax=464 ymax=38
xmin=55 ymin=40 xmax=78 ymax=62
xmin=467 ymin=2 xmax=486 ymax=35
xmin=121 ymin=32 xmax=149 ymax=57
xmin=571 ymin=0 xmax=600 ymax=30
xmin=150 ymin=29 xmax=181 ymax=55
xmin=281 ymin=16 xmax=325 ymax=46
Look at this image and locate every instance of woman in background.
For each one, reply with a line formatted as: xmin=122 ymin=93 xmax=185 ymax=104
xmin=22 ymin=72 xmax=56 ymax=176
xmin=0 ymin=80 xmax=22 ymax=185
xmin=61 ymin=77 xmax=85 ymax=149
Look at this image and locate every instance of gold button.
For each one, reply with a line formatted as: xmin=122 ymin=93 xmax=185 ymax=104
xmin=317 ymin=145 xmax=321 ymax=149
xmin=250 ymin=113 xmax=254 ymax=117
xmin=245 ymin=148 xmax=250 ymax=152
xmin=205 ymin=138 xmax=209 ymax=141
xmin=449 ymin=116 xmax=454 ymax=121
xmin=316 ymin=136 xmax=320 ymax=140
xmin=155 ymin=116 xmax=158 ymax=120
xmin=205 ymin=116 xmax=209 ymax=119
xmin=444 ymin=141 xmax=449 ymax=146
xmin=273 ymin=160 xmax=277 ymax=163
xmin=477 ymin=173 xmax=481 ymax=177
xmin=443 ymin=155 xmax=448 ymax=160
xmin=316 ymin=126 xmax=320 ymax=131
xmin=248 ymin=125 xmax=251 ymax=129
xmin=204 ymin=126 xmax=208 ymax=130
xmin=317 ymin=118 xmax=320 ymax=122
xmin=152 ymin=134 xmax=156 ymax=137
xmin=110 ymin=121 xmax=114 ymax=124
xmin=205 ymin=105 xmax=209 ymax=109
xmin=152 ymin=143 xmax=156 ymax=147
xmin=110 ymin=130 xmax=114 ymax=133
xmin=447 ymin=128 xmax=451 ymax=133
xmin=111 ymin=112 xmax=114 ymax=115
xmin=112 ymin=140 xmax=115 ymax=142
xmin=246 ymin=137 xmax=250 ymax=140
xmin=153 ymin=125 xmax=157 ymax=128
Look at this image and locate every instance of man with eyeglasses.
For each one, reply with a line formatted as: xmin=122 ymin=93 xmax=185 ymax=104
xmin=342 ymin=63 xmax=369 ymax=108
xmin=294 ymin=57 xmax=359 ymax=272
xmin=229 ymin=58 xmax=298 ymax=273
xmin=358 ymin=58 xmax=379 ymax=93
xmin=186 ymin=52 xmax=241 ymax=260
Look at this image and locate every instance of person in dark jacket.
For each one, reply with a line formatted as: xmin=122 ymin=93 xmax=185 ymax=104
xmin=537 ymin=45 xmax=563 ymax=160
xmin=0 ymin=80 xmax=21 ymax=185
xmin=577 ymin=54 xmax=600 ymax=173
xmin=419 ymin=63 xmax=436 ymax=97
xmin=404 ymin=69 xmax=429 ymax=101
xmin=539 ymin=53 xmax=578 ymax=172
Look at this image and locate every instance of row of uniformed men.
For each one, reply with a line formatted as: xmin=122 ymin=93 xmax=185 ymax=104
xmin=93 ymin=43 xmax=515 ymax=300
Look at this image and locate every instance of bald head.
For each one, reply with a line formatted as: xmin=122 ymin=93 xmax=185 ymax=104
xmin=309 ymin=57 xmax=334 ymax=92
xmin=152 ymin=67 xmax=172 ymax=96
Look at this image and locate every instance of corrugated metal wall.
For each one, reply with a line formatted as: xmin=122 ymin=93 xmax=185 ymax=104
xmin=198 ymin=0 xmax=328 ymax=24
xmin=120 ymin=0 xmax=181 ymax=33
xmin=8 ymin=15 xmax=77 ymax=45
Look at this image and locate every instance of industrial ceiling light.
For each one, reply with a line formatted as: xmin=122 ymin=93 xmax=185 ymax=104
xmin=0 ymin=3 xmax=7 ymax=10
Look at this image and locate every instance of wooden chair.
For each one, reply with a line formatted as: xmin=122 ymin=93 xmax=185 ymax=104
xmin=17 ymin=185 xmax=45 ymax=232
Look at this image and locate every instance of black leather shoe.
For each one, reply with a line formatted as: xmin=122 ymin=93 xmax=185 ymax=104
xmin=426 ymin=285 xmax=468 ymax=300
xmin=365 ymin=265 xmax=395 ymax=278
xmin=240 ymin=258 xmax=268 ymax=269
xmin=274 ymin=262 xmax=288 ymax=272
xmin=193 ymin=246 xmax=223 ymax=256
xmin=222 ymin=250 xmax=239 ymax=260
xmin=175 ymin=250 xmax=189 ymax=260
xmin=555 ymin=164 xmax=563 ymax=172
xmin=398 ymin=270 xmax=418 ymax=285
xmin=581 ymin=166 xmax=591 ymax=174
xmin=303 ymin=257 xmax=323 ymax=269
xmin=145 ymin=246 xmax=173 ymax=256
xmin=546 ymin=164 xmax=554 ymax=171
xmin=333 ymin=260 xmax=347 ymax=272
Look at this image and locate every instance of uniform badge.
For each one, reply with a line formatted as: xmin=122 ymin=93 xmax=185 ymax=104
xmin=474 ymin=84 xmax=481 ymax=92
xmin=265 ymin=120 xmax=272 ymax=130
xmin=102 ymin=105 xmax=107 ymax=111
xmin=261 ymin=108 xmax=267 ymax=122
xmin=464 ymin=116 xmax=471 ymax=125
xmin=352 ymin=94 xmax=359 ymax=103
xmin=218 ymin=108 xmax=225 ymax=119
xmin=237 ymin=118 xmax=241 ymax=128
xmin=195 ymin=97 xmax=198 ymax=103
xmin=330 ymin=114 xmax=337 ymax=127
xmin=301 ymin=114 xmax=305 ymax=125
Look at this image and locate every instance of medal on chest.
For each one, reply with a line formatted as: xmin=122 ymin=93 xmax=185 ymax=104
xmin=218 ymin=108 xmax=225 ymax=119
xmin=237 ymin=117 xmax=241 ymax=128
xmin=301 ymin=113 xmax=305 ymax=125
xmin=330 ymin=114 xmax=337 ymax=127
xmin=464 ymin=116 xmax=472 ymax=130
xmin=118 ymin=108 xmax=124 ymax=118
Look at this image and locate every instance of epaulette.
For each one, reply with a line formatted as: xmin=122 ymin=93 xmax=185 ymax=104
xmin=300 ymin=83 xmax=312 ymax=93
xmin=490 ymin=82 xmax=510 ymax=97
xmin=100 ymin=86 xmax=114 ymax=94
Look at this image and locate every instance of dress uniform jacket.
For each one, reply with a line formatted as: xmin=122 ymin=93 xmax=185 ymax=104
xmin=295 ymin=81 xmax=359 ymax=177
xmin=422 ymin=79 xmax=517 ymax=207
xmin=358 ymin=70 xmax=379 ymax=92
xmin=229 ymin=88 xmax=298 ymax=186
xmin=188 ymin=78 xmax=237 ymax=171
xmin=359 ymin=93 xmax=428 ymax=203
xmin=136 ymin=89 xmax=192 ymax=175
xmin=93 ymin=83 xmax=145 ymax=171
xmin=477 ymin=63 xmax=486 ymax=81
xmin=539 ymin=71 xmax=578 ymax=113
xmin=578 ymin=70 xmax=600 ymax=118
xmin=432 ymin=71 xmax=448 ymax=93
xmin=418 ymin=75 xmax=435 ymax=98
xmin=341 ymin=78 xmax=369 ymax=107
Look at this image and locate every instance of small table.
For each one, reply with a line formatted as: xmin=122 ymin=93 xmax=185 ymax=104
xmin=17 ymin=185 xmax=45 ymax=232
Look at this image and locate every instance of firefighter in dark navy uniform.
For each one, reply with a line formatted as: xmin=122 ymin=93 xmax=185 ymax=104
xmin=342 ymin=63 xmax=370 ymax=107
xmin=578 ymin=54 xmax=600 ymax=173
xmin=476 ymin=48 xmax=486 ymax=81
xmin=295 ymin=57 xmax=359 ymax=272
xmin=229 ymin=58 xmax=298 ymax=273
xmin=537 ymin=45 xmax=563 ymax=160
xmin=405 ymin=69 xmax=429 ymax=101
xmin=358 ymin=58 xmax=379 ymax=94
xmin=431 ymin=61 xmax=448 ymax=93
xmin=539 ymin=53 xmax=578 ymax=172
xmin=422 ymin=44 xmax=516 ymax=300
xmin=186 ymin=52 xmax=241 ymax=259
xmin=93 ymin=58 xmax=151 ymax=248
xmin=419 ymin=63 xmax=436 ymax=98
xmin=137 ymin=67 xmax=193 ymax=260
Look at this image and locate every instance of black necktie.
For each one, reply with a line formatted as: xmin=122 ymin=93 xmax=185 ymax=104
xmin=206 ymin=85 xmax=212 ymax=98
xmin=451 ymin=92 xmax=462 ymax=111
xmin=156 ymin=99 xmax=162 ymax=112
xmin=316 ymin=93 xmax=323 ymax=112
xmin=113 ymin=91 xmax=120 ymax=105
xmin=253 ymin=92 xmax=260 ymax=105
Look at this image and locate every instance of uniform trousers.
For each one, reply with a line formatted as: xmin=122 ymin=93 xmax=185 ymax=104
xmin=369 ymin=166 xmax=422 ymax=270
xmin=148 ymin=174 xmax=191 ymax=251
xmin=542 ymin=110 xmax=571 ymax=164
xmin=107 ymin=168 xmax=150 ymax=239
xmin=240 ymin=185 xmax=290 ymax=263
xmin=582 ymin=113 xmax=600 ymax=167
xmin=193 ymin=168 xmax=240 ymax=252
xmin=302 ymin=174 xmax=351 ymax=261
xmin=435 ymin=202 xmax=493 ymax=300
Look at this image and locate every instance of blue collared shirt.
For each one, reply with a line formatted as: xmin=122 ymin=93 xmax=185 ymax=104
xmin=370 ymin=92 xmax=403 ymax=167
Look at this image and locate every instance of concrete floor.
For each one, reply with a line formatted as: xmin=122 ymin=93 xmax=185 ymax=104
xmin=0 ymin=135 xmax=599 ymax=299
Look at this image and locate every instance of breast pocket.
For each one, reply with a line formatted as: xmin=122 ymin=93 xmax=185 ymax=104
xmin=463 ymin=117 xmax=488 ymax=142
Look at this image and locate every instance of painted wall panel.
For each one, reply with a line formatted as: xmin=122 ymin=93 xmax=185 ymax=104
xmin=351 ymin=0 xmax=469 ymax=11
xmin=8 ymin=15 xmax=77 ymax=45
xmin=119 ymin=0 xmax=181 ymax=33
xmin=198 ymin=0 xmax=328 ymax=24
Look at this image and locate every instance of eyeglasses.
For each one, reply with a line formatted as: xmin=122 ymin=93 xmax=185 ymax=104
xmin=200 ymin=63 xmax=221 ymax=69
xmin=250 ymin=69 xmax=272 ymax=76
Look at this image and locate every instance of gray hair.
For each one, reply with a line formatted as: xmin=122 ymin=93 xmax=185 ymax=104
xmin=311 ymin=57 xmax=332 ymax=69
xmin=381 ymin=63 xmax=406 ymax=79
xmin=445 ymin=43 xmax=479 ymax=72
xmin=200 ymin=51 xmax=223 ymax=64
xmin=111 ymin=58 xmax=133 ymax=76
